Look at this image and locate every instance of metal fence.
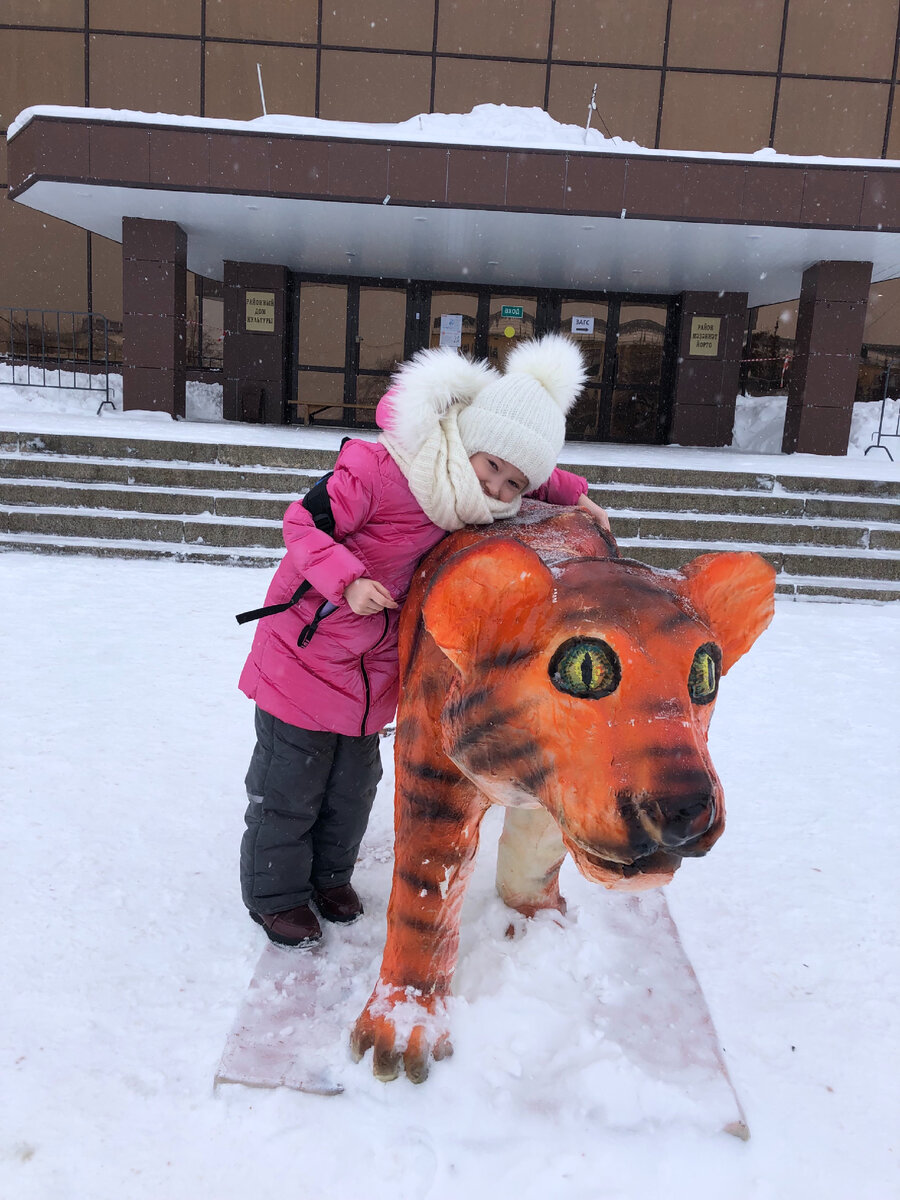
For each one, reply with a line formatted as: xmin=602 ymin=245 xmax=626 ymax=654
xmin=864 ymin=360 xmax=900 ymax=462
xmin=0 ymin=308 xmax=112 ymax=413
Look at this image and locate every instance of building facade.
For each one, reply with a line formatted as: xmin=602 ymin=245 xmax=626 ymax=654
xmin=4 ymin=0 xmax=900 ymax=453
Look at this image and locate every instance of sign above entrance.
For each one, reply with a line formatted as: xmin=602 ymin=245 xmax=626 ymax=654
xmin=500 ymin=305 xmax=524 ymax=319
xmin=571 ymin=315 xmax=595 ymax=335
xmin=439 ymin=313 xmax=463 ymax=348
xmin=245 ymin=290 xmax=275 ymax=333
xmin=689 ymin=316 xmax=721 ymax=357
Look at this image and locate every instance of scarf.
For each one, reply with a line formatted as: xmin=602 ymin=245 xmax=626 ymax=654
xmin=380 ymin=402 xmax=521 ymax=532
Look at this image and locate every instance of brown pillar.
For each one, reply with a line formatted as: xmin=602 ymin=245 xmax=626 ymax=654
xmin=122 ymin=218 xmax=186 ymax=417
xmin=782 ymin=260 xmax=872 ymax=455
xmin=223 ymin=262 xmax=292 ymax=423
xmin=668 ymin=291 xmax=748 ymax=447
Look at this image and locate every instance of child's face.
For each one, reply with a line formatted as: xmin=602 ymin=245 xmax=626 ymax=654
xmin=468 ymin=452 xmax=529 ymax=503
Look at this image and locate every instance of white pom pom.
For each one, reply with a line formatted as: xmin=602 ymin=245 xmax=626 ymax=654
xmin=502 ymin=333 xmax=587 ymax=414
xmin=386 ymin=347 xmax=497 ymax=452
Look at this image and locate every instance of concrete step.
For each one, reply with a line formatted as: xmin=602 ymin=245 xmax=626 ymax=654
xmin=0 ymin=429 xmax=338 ymax=472
xmin=616 ymin=538 xmax=900 ymax=582
xmin=611 ymin=512 xmax=889 ymax=550
xmin=0 ymin=477 xmax=295 ymax=521
xmin=0 ymin=451 xmax=320 ymax=494
xmin=1 ymin=506 xmax=284 ymax=549
xmin=0 ymin=530 xmax=281 ymax=567
xmin=593 ymin=483 xmax=900 ymax=523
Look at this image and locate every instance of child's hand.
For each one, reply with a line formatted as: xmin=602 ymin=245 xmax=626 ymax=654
xmin=344 ymin=578 xmax=399 ymax=615
xmin=577 ymin=493 xmax=612 ymax=534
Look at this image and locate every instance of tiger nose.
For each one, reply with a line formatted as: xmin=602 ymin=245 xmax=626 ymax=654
xmin=641 ymin=792 xmax=716 ymax=848
xmin=662 ymin=793 xmax=716 ymax=846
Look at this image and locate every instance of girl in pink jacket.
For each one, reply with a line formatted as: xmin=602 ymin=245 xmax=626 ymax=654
xmin=238 ymin=334 xmax=609 ymax=947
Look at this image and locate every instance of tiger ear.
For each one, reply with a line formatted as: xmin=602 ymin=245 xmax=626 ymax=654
xmin=422 ymin=538 xmax=555 ymax=676
xmin=677 ymin=552 xmax=776 ymax=673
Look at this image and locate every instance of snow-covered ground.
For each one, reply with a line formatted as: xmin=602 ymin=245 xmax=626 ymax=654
xmin=2 ymin=552 xmax=898 ymax=1200
xmin=1 ymin=366 xmax=898 ymax=482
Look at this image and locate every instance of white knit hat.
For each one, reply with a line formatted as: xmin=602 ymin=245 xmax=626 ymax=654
xmin=457 ymin=334 xmax=587 ymax=488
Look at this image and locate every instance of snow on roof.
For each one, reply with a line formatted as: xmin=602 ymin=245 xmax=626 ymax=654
xmin=9 ymin=102 xmax=900 ymax=171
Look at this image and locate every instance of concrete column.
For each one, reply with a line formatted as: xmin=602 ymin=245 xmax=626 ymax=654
xmin=122 ymin=218 xmax=186 ymax=417
xmin=668 ymin=291 xmax=748 ymax=446
xmin=782 ymin=260 xmax=872 ymax=455
xmin=223 ymin=262 xmax=292 ymax=423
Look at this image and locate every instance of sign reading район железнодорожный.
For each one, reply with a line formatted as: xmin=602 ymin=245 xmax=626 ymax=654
xmin=689 ymin=316 xmax=721 ymax=356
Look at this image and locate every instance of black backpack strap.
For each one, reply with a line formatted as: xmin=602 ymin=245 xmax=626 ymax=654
xmin=234 ymin=438 xmax=353 ymax=627
xmin=235 ymin=579 xmax=313 ymax=625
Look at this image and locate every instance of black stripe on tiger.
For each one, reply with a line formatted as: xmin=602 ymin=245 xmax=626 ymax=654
xmin=475 ymin=644 xmax=536 ymax=672
xmin=457 ymin=737 xmax=543 ymax=775
xmin=398 ymin=868 xmax=442 ymax=894
xmin=642 ymin=743 xmax=696 ymax=760
xmin=615 ymin=789 xmax=660 ymax=859
xmin=447 ymin=704 xmax=531 ymax=751
xmin=442 ymin=687 xmax=493 ymax=722
xmin=654 ymin=609 xmax=698 ymax=634
xmin=520 ymin=762 xmax=554 ymax=792
xmin=402 ymin=788 xmax=470 ymax=822
xmin=405 ymin=760 xmax=463 ymax=785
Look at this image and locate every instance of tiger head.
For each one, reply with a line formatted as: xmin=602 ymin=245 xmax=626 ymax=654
xmin=420 ymin=517 xmax=775 ymax=892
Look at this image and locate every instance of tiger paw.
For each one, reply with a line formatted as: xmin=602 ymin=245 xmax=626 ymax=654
xmin=350 ymin=984 xmax=452 ymax=1084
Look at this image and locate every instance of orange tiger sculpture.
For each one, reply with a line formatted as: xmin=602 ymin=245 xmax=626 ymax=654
xmin=351 ymin=502 xmax=775 ymax=1083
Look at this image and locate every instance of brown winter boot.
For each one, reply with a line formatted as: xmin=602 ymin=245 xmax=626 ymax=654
xmin=313 ymin=884 xmax=364 ymax=924
xmin=250 ymin=905 xmax=322 ymax=947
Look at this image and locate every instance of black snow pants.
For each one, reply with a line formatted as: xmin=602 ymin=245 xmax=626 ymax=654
xmin=240 ymin=706 xmax=383 ymax=915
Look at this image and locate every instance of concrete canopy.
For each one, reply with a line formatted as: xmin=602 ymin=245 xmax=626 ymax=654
xmin=8 ymin=108 xmax=900 ymax=307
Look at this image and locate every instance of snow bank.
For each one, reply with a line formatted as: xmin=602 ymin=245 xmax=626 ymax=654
xmin=730 ymin=392 xmax=900 ymax=458
xmin=1 ymin=553 xmax=898 ymax=1200
xmin=0 ymin=364 xmax=223 ymax=423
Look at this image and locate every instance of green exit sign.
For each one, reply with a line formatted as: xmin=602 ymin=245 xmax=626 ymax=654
xmin=500 ymin=305 xmax=524 ymax=318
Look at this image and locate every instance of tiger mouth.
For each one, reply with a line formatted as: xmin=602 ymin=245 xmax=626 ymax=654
xmin=578 ymin=846 xmax=680 ymax=878
xmin=563 ymin=836 xmax=681 ymax=882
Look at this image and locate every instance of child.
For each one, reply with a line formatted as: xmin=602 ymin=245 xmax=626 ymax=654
xmin=238 ymin=333 xmax=610 ymax=946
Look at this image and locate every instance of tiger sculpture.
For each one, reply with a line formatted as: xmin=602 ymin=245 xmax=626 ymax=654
xmin=351 ymin=501 xmax=775 ymax=1083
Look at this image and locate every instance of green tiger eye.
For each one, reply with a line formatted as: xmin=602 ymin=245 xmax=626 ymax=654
xmin=549 ymin=638 xmax=621 ymax=699
xmin=688 ymin=644 xmax=721 ymax=704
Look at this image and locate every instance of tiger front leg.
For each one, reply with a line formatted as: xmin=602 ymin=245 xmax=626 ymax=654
xmin=496 ymin=806 xmax=568 ymax=919
xmin=351 ymin=777 xmax=485 ymax=1084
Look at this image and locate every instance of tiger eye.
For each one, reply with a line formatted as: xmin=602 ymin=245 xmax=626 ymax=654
xmin=549 ymin=638 xmax=621 ymax=699
xmin=688 ymin=643 xmax=721 ymax=705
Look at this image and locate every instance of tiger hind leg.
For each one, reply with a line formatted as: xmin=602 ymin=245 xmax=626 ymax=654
xmin=495 ymin=806 xmax=567 ymax=919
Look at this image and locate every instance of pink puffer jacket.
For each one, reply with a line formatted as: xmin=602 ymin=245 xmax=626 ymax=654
xmin=238 ymin=438 xmax=587 ymax=737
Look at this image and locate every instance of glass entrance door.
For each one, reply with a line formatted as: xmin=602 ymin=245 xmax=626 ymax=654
xmin=561 ymin=299 xmax=608 ymax=439
xmin=608 ymin=303 xmax=670 ymax=443
xmin=562 ymin=297 xmax=671 ymax=444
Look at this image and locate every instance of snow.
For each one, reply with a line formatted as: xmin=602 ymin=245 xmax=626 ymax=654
xmin=1 ymin=367 xmax=898 ymax=482
xmin=10 ymin=102 xmax=900 ymax=171
xmin=1 ymin=552 xmax=898 ymax=1200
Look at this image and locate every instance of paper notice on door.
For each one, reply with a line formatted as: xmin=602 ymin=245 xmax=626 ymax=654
xmin=439 ymin=313 xmax=463 ymax=348
xmin=571 ymin=315 xmax=595 ymax=335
